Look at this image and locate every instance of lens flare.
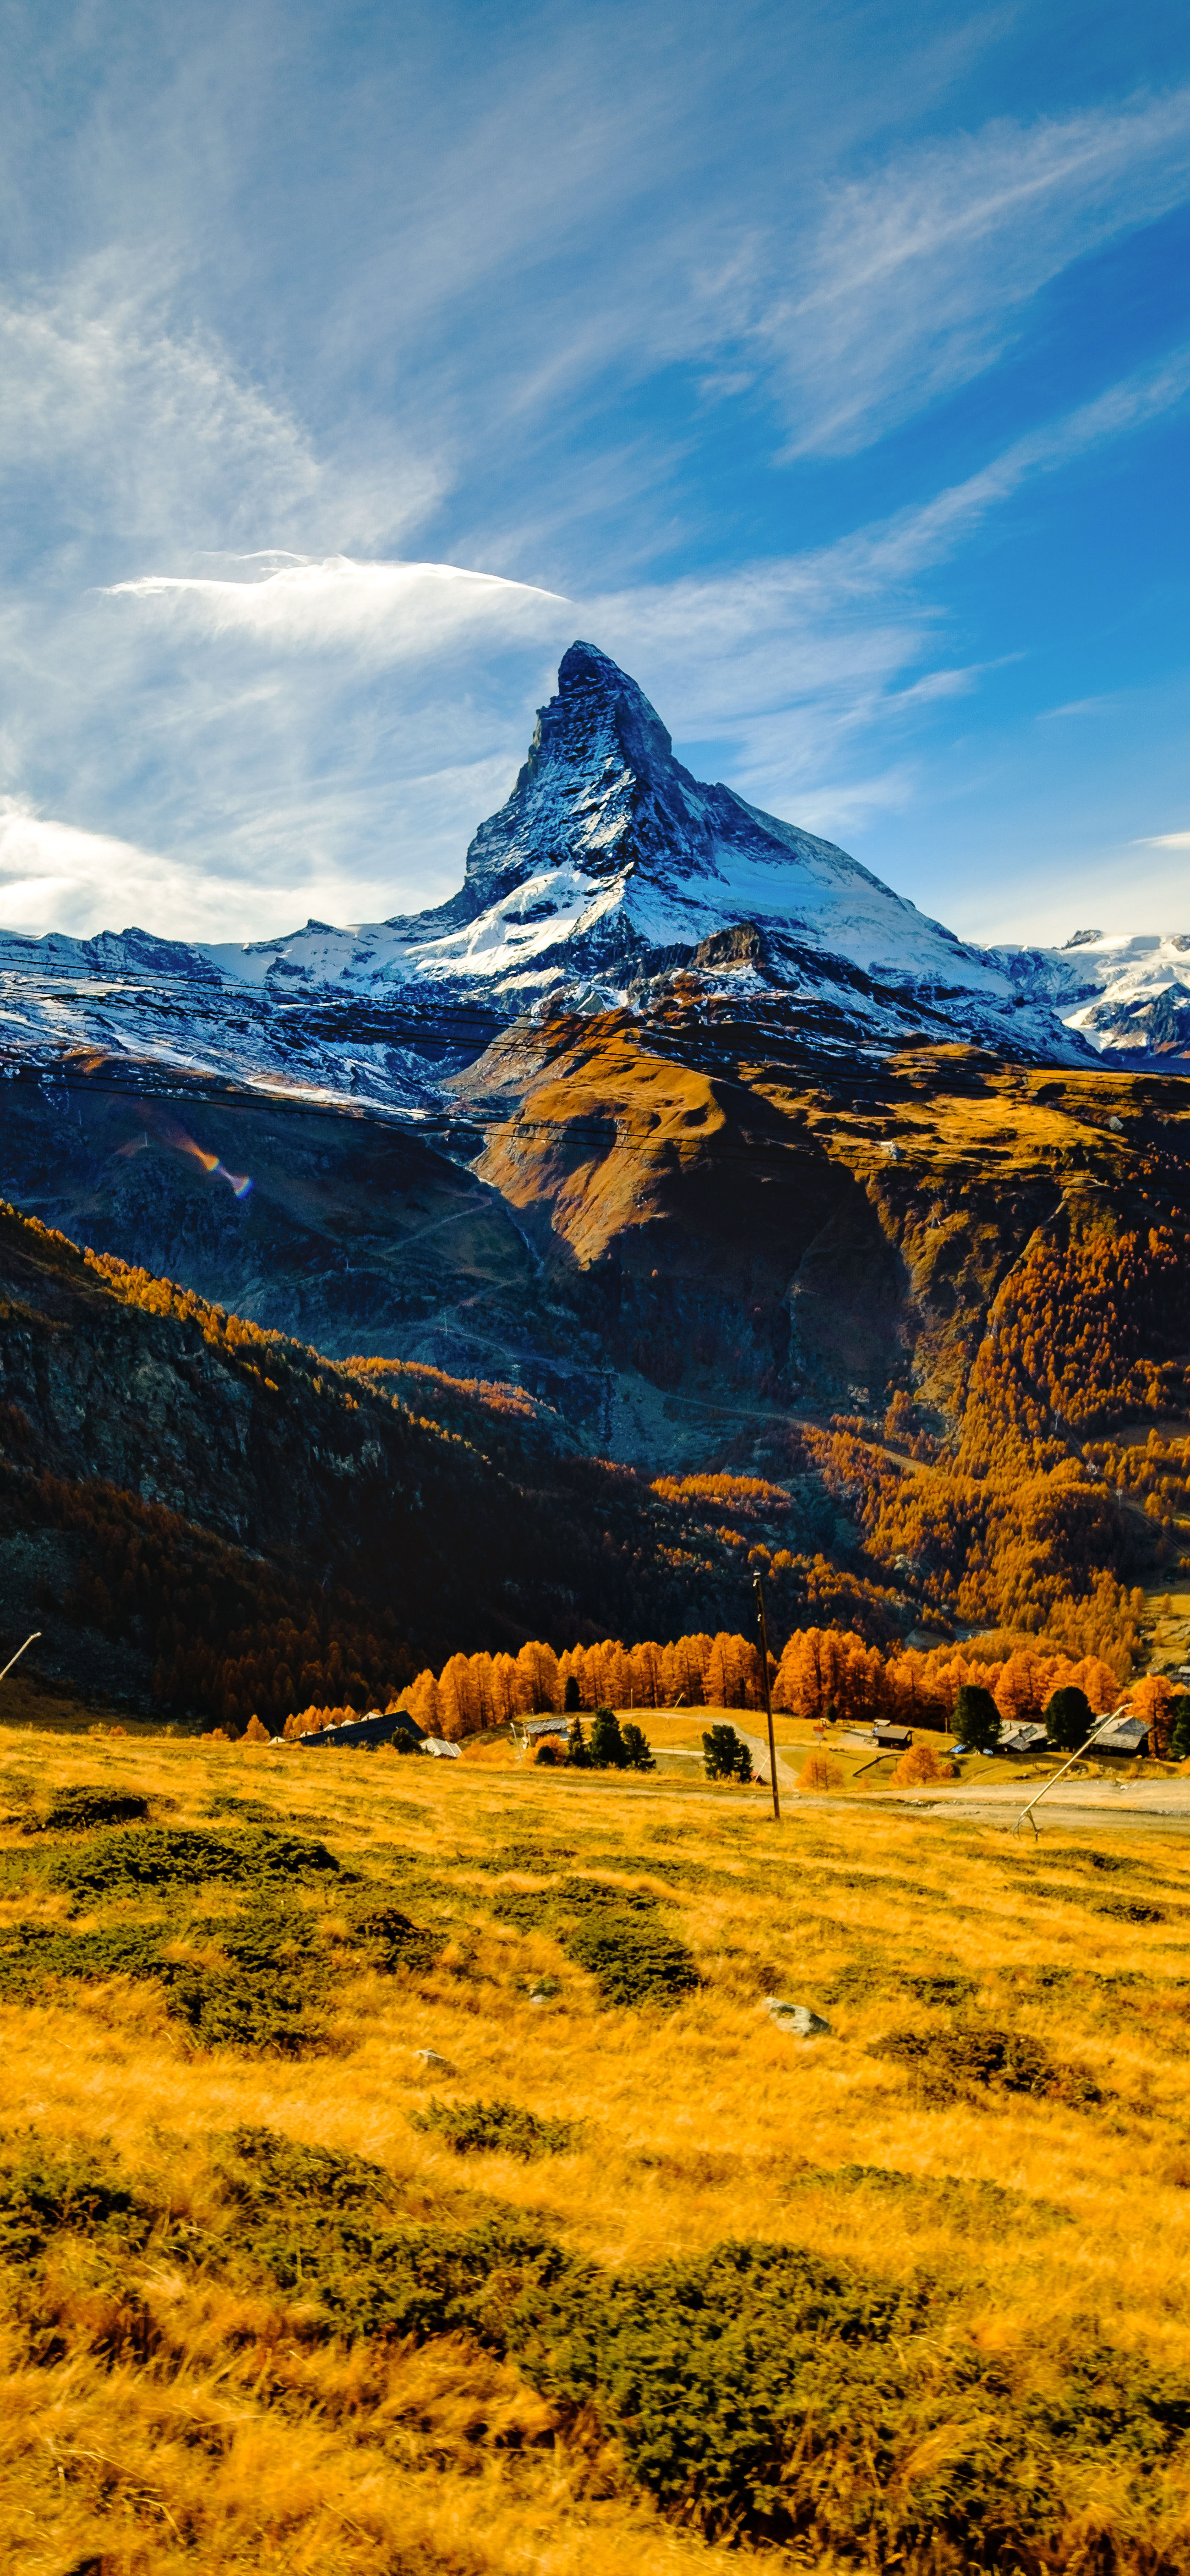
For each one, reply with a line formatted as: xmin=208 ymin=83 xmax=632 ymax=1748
xmin=179 ymin=1137 xmax=220 ymax=1174
xmin=149 ymin=1120 xmax=253 ymax=1200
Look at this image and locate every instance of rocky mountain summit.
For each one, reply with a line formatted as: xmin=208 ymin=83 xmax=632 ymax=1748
xmin=0 ymin=643 xmax=1106 ymax=1096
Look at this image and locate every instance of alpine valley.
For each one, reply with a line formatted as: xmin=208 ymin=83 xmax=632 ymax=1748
xmin=3 ymin=642 xmax=1190 ymax=1717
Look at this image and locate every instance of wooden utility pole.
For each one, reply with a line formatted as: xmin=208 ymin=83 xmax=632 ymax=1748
xmin=1012 ymin=1704 xmax=1129 ymax=1837
xmin=753 ymin=1575 xmax=781 ymax=1822
xmin=0 ymin=1632 xmax=40 ymax=1685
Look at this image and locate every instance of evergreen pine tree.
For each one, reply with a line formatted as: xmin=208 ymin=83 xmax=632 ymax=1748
xmin=590 ymin=1705 xmax=626 ymax=1768
xmin=566 ymin=1714 xmax=590 ymax=1769
xmin=954 ymin=1682 xmax=1001 ymax=1753
xmin=1168 ymin=1693 xmax=1190 ymax=1762
xmin=1044 ymin=1684 xmax=1092 ymax=1753
xmin=702 ymin=1722 xmax=751 ymax=1781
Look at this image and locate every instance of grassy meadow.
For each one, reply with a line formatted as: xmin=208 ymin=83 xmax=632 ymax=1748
xmin=2 ymin=1726 xmax=1190 ymax=2574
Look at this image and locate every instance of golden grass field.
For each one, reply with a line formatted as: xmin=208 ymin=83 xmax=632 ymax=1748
xmin=2 ymin=1722 xmax=1190 ymax=2575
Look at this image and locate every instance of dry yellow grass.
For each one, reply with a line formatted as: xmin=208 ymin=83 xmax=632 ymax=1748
xmin=2 ymin=1723 xmax=1190 ymax=2572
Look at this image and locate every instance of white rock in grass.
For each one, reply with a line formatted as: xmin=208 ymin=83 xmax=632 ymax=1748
xmin=415 ymin=2047 xmax=456 ymax=2071
xmin=765 ymin=1996 xmax=832 ymax=2038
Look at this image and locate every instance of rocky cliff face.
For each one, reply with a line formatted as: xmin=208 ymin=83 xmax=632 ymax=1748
xmin=0 ymin=1055 xmax=556 ymax=1377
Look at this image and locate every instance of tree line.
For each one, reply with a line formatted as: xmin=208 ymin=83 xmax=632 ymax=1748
xmin=271 ymin=1620 xmax=1154 ymax=1747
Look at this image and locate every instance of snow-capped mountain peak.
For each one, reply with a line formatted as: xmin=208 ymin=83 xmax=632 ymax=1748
xmin=0 ymin=642 xmax=1097 ymax=1093
xmin=193 ymin=641 xmax=1039 ymax=1023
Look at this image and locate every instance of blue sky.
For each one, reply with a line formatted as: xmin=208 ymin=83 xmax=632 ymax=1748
xmin=0 ymin=0 xmax=1187 ymax=946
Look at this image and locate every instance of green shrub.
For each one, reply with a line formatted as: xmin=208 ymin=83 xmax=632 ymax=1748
xmin=619 ymin=1722 xmax=655 ymax=1771
xmin=564 ymin=1909 xmax=699 ymax=2009
xmin=896 ymin=1973 xmax=977 ymax=2008
xmin=46 ymin=1825 xmax=343 ymax=1903
xmin=486 ymin=1868 xmax=697 ymax=2008
xmin=0 ymin=2137 xmax=150 ymax=2264
xmin=556 ymin=1875 xmax=657 ymax=1922
xmin=349 ymin=1901 xmax=439 ymax=1971
xmin=871 ymin=2022 xmax=1101 ymax=2106
xmin=1170 ymin=1693 xmax=1190 ymax=1761
xmin=408 ymin=2097 xmax=579 ymax=2158
xmin=566 ymin=1716 xmax=589 ymax=1768
xmin=21 ymin=1786 xmax=150 ymax=1834
xmin=217 ymin=2126 xmax=402 ymax=2220
xmin=522 ymin=2238 xmax=928 ymax=2536
xmin=492 ymin=1874 xmax=658 ymax=1931
xmin=782 ymin=2164 xmax=1072 ymax=2234
xmin=209 ymin=2128 xmax=579 ymax=2345
xmin=0 ymin=1902 xmax=328 ymax=2054
xmin=0 ymin=1918 xmax=173 ymax=2006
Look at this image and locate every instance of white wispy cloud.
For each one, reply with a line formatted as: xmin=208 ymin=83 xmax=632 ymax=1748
xmin=0 ymin=762 xmax=524 ymax=943
xmin=0 ymin=267 xmax=438 ymax=563
xmin=583 ymin=344 xmax=1190 ymax=821
xmin=851 ymin=343 xmax=1190 ymax=575
xmin=761 ymin=88 xmax=1190 ymax=454
xmin=0 ymin=800 xmax=225 ymax=940
xmin=1038 ymin=696 xmax=1118 ymax=720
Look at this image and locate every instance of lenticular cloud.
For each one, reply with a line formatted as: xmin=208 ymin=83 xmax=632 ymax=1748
xmin=103 ymin=554 xmax=570 ymax=658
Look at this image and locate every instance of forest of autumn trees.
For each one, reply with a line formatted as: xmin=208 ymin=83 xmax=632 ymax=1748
xmin=957 ymin=1226 xmax=1190 ymax=1471
xmin=0 ymin=1448 xmax=415 ymax=1732
xmin=792 ymin=1223 xmax=1190 ymax=1650
xmin=271 ymin=1620 xmax=1163 ymax=1750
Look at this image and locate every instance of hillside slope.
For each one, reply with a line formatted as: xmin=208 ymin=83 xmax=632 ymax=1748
xmin=3 ymin=1016 xmax=1188 ymax=1716
xmin=0 ymin=1051 xmax=568 ymax=1381
xmin=455 ymin=1014 xmax=1190 ymax=1656
xmin=1 ymin=1199 xmax=901 ymax=1726
xmin=457 ymin=1010 xmax=1190 ymax=1435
